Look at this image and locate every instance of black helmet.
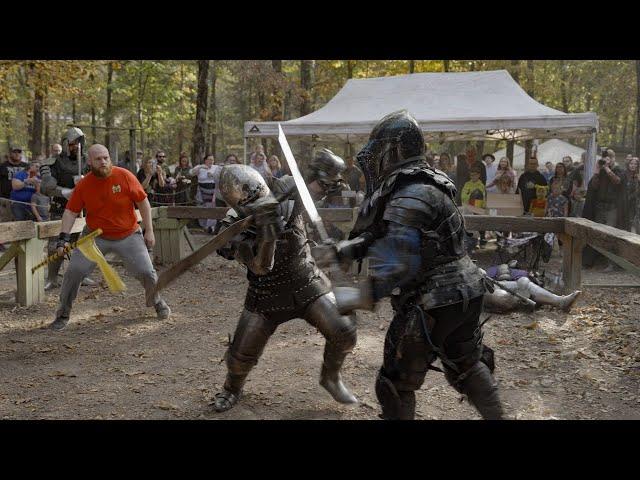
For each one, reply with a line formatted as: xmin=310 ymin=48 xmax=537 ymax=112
xmin=306 ymin=148 xmax=346 ymax=188
xmin=356 ymin=110 xmax=425 ymax=196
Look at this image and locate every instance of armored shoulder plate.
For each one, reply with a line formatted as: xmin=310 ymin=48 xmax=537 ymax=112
xmin=382 ymin=182 xmax=441 ymax=229
xmin=351 ymin=164 xmax=456 ymax=239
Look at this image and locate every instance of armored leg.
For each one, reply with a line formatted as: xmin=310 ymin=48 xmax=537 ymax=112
xmin=436 ymin=298 xmax=504 ymax=420
xmin=213 ymin=309 xmax=277 ymax=412
xmin=304 ymin=292 xmax=358 ymax=404
xmin=376 ymin=308 xmax=435 ymax=420
xmin=517 ymin=277 xmax=581 ymax=312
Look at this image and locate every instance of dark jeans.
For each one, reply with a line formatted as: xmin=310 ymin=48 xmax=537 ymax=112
xmin=10 ymin=202 xmax=34 ymax=221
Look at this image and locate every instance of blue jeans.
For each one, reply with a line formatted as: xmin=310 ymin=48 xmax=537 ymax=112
xmin=10 ymin=202 xmax=34 ymax=221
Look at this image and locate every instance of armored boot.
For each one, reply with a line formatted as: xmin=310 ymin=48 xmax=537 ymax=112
xmin=45 ymin=257 xmax=63 ymax=290
xmin=453 ymin=361 xmax=504 ymax=420
xmin=212 ymin=372 xmax=245 ymax=413
xmin=375 ymin=369 xmax=416 ymax=420
xmin=524 ymin=279 xmax=582 ymax=312
xmin=319 ymin=345 xmax=358 ymax=404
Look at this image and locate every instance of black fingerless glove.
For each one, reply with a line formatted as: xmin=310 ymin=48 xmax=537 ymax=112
xmin=56 ymin=232 xmax=71 ymax=250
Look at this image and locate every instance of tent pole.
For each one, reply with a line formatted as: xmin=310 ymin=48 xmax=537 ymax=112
xmin=584 ymin=131 xmax=597 ymax=185
xmin=243 ymin=136 xmax=247 ymax=165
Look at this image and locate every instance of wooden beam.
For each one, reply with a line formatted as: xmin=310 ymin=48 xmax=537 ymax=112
xmin=0 ymin=221 xmax=36 ymax=243
xmin=564 ymin=218 xmax=640 ymax=269
xmin=36 ymin=211 xmax=143 ymax=239
xmin=463 ymin=216 xmax=565 ymax=233
xmin=591 ymin=245 xmax=640 ymax=278
xmin=166 ymin=206 xmax=228 ymax=219
xmin=166 ymin=206 xmax=357 ymax=223
xmin=0 ymin=242 xmax=23 ymax=271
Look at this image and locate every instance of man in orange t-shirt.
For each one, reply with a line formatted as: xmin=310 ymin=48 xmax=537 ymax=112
xmin=49 ymin=144 xmax=171 ymax=331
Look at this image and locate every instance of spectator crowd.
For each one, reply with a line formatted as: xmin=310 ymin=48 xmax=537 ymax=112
xmin=2 ymin=140 xmax=639 ymax=261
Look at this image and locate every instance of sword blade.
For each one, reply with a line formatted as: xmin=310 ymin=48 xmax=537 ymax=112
xmin=277 ymin=124 xmax=328 ymax=241
xmin=150 ymin=215 xmax=253 ymax=298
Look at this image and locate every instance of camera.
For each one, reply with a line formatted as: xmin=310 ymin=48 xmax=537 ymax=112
xmin=597 ymin=159 xmax=606 ymax=167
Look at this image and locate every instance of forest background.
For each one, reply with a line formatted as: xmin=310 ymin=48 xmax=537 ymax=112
xmin=1 ymin=60 xmax=638 ymax=165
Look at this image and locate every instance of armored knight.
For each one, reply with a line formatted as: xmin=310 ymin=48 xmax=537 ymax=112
xmin=313 ymin=111 xmax=503 ymax=420
xmin=304 ymin=148 xmax=356 ymax=241
xmin=210 ymin=164 xmax=358 ymax=412
xmin=40 ymin=127 xmax=92 ymax=290
xmin=483 ymin=262 xmax=581 ymax=313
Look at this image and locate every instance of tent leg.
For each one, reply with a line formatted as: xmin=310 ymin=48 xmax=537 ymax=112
xmin=584 ymin=132 xmax=597 ymax=185
xmin=243 ymin=136 xmax=247 ymax=165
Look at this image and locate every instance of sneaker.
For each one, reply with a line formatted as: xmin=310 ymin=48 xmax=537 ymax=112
xmin=44 ymin=280 xmax=60 ymax=291
xmin=49 ymin=316 xmax=69 ymax=331
xmin=154 ymin=300 xmax=171 ymax=320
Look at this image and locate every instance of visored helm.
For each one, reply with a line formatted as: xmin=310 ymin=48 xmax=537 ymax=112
xmin=219 ymin=164 xmax=271 ymax=214
xmin=306 ymin=148 xmax=347 ymax=189
xmin=356 ymin=110 xmax=425 ymax=196
xmin=61 ymin=127 xmax=86 ymax=157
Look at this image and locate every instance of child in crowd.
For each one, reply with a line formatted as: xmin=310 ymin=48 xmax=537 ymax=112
xmin=30 ymin=178 xmax=50 ymax=222
xmin=545 ymin=180 xmax=568 ymax=218
xmin=529 ymin=184 xmax=549 ymax=217
xmin=461 ymin=165 xmax=486 ymax=209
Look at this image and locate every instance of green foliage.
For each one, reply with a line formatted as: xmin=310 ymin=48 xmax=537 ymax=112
xmin=0 ymin=60 xmax=637 ymax=161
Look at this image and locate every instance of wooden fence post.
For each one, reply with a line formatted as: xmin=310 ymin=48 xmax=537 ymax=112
xmin=559 ymin=233 xmax=584 ymax=293
xmin=152 ymin=207 xmax=194 ymax=265
xmin=15 ymin=237 xmax=46 ymax=306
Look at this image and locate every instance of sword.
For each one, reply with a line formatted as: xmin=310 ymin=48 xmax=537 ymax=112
xmin=148 ymin=215 xmax=253 ymax=301
xmin=148 ymin=184 xmax=297 ymax=300
xmin=277 ymin=124 xmax=329 ymax=242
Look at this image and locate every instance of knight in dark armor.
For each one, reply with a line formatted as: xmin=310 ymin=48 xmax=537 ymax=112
xmin=313 ymin=111 xmax=504 ymax=420
xmin=210 ymin=164 xmax=357 ymax=412
xmin=40 ymin=127 xmax=94 ymax=290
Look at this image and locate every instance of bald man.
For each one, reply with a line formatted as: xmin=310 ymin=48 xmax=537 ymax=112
xmin=49 ymin=144 xmax=171 ymax=331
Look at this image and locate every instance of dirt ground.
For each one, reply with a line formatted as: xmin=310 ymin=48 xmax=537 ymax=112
xmin=1 ymin=231 xmax=639 ymax=420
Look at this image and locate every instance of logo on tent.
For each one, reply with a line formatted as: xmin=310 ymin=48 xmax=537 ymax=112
xmin=249 ymin=125 xmax=260 ymax=133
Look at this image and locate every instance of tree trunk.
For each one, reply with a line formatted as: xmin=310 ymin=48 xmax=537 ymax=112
xmin=44 ymin=88 xmax=50 ymax=155
xmin=621 ymin=111 xmax=630 ymax=147
xmin=192 ymin=60 xmax=209 ymax=164
xmin=30 ymin=88 xmax=44 ymax=156
xmin=636 ymin=60 xmax=640 ymax=156
xmin=510 ymin=60 xmax=520 ymax=84
xmin=443 ymin=60 xmax=450 ymax=72
xmin=524 ymin=61 xmax=535 ymax=164
xmin=409 ymin=60 xmax=415 ymax=73
xmin=208 ymin=60 xmax=218 ymax=157
xmin=178 ymin=63 xmax=185 ymax=156
xmin=560 ymin=60 xmax=569 ymax=112
xmin=105 ymin=61 xmax=114 ymax=148
xmin=347 ymin=60 xmax=354 ymax=79
xmin=72 ymin=98 xmax=77 ymax=124
xmin=300 ymin=60 xmax=314 ymax=116
xmin=506 ymin=141 xmax=515 ymax=167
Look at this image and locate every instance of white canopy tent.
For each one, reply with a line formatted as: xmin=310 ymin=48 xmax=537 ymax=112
xmin=492 ymin=139 xmax=587 ymax=170
xmin=244 ymin=70 xmax=599 ymax=181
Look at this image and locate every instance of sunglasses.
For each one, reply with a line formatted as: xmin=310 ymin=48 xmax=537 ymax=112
xmin=11 ymin=149 xmax=22 ymax=153
xmin=157 ymin=155 xmax=166 ymax=158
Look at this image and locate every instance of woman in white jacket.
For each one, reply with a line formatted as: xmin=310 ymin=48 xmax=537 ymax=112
xmin=190 ymin=154 xmax=222 ymax=233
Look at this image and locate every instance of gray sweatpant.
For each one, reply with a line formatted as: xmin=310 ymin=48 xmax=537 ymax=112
xmin=56 ymin=229 xmax=162 ymax=319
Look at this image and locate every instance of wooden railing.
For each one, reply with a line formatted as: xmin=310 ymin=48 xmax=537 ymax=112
xmin=2 ymin=206 xmax=639 ymax=306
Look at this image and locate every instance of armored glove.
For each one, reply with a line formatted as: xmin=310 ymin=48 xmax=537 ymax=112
xmin=247 ymin=196 xmax=283 ymax=241
xmin=333 ymin=278 xmax=376 ymax=315
xmin=311 ymin=232 xmax=375 ymax=269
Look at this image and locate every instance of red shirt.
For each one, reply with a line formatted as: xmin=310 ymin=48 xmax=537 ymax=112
xmin=66 ymin=166 xmax=147 ymax=239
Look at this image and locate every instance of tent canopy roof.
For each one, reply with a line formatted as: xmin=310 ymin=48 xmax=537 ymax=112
xmin=245 ymin=70 xmax=598 ymax=142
